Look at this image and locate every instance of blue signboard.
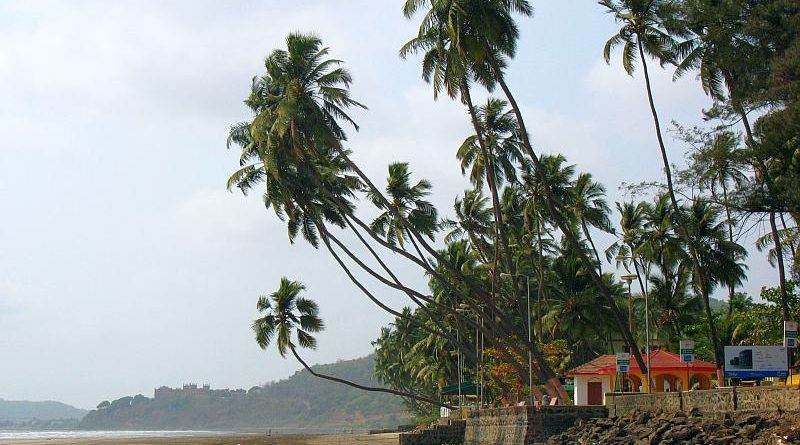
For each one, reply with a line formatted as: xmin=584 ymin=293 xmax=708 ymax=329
xmin=724 ymin=346 xmax=788 ymax=379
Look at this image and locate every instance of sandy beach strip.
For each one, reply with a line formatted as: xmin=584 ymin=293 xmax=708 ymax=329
xmin=0 ymin=432 xmax=399 ymax=445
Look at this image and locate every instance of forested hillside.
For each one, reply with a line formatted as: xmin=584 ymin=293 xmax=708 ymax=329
xmin=78 ymin=356 xmax=411 ymax=431
xmin=0 ymin=398 xmax=86 ymax=422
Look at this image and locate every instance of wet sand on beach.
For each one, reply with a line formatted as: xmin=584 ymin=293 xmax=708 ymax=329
xmin=0 ymin=432 xmax=399 ymax=445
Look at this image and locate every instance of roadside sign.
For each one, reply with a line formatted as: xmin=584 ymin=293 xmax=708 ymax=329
xmin=616 ymin=352 xmax=630 ymax=373
xmin=724 ymin=345 xmax=789 ymax=378
xmin=680 ymin=340 xmax=695 ymax=363
xmin=785 ymin=321 xmax=798 ymax=348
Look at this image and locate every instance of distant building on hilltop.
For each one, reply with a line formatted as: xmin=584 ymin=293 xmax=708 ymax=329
xmin=153 ymin=384 xmax=246 ymax=400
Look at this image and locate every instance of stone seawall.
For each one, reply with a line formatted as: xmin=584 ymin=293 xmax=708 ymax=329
xmin=398 ymin=406 xmax=607 ymax=445
xmin=607 ymin=386 xmax=800 ymax=417
xmin=461 ymin=406 xmax=608 ymax=445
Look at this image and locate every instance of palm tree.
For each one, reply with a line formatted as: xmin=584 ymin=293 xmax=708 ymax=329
xmin=601 ymin=0 xmax=726 ymax=376
xmin=685 ymin=130 xmax=749 ymax=315
xmin=369 ymin=162 xmax=438 ymax=260
xmin=253 ymin=277 xmax=452 ymax=408
xmin=671 ymin=1 xmax=793 ymax=319
xmin=568 ymin=173 xmax=614 ymax=273
xmin=403 ymin=0 xmax=649 ymax=377
xmin=457 ymin=97 xmax=525 ymax=190
xmin=443 ymin=189 xmax=494 ymax=263
xmin=683 ymin=201 xmax=748 ymax=312
xmin=607 ymin=201 xmax=651 ymax=299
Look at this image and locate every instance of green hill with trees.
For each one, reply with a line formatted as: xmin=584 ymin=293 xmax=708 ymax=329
xmin=0 ymin=398 xmax=87 ymax=430
xmin=78 ymin=355 xmax=411 ymax=431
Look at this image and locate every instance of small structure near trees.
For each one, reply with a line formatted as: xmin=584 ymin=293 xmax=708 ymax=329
xmin=567 ymin=350 xmax=717 ymax=406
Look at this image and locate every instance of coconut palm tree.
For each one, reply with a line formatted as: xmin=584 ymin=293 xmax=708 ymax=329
xmin=683 ymin=201 xmax=748 ymax=303
xmin=568 ymin=173 xmax=614 ymax=273
xmin=369 ymin=162 xmax=438 ymax=258
xmin=443 ymin=189 xmax=494 ymax=263
xmin=403 ymin=0 xmax=649 ymax=377
xmin=685 ymin=130 xmax=749 ymax=312
xmin=457 ymin=97 xmax=525 ymax=190
xmin=253 ymin=277 xmax=452 ymax=408
xmin=601 ymin=0 xmax=726 ymax=375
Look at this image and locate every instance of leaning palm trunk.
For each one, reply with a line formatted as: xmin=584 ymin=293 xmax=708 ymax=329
xmin=582 ymin=218 xmax=604 ymax=274
xmin=723 ymin=67 xmax=794 ymax=317
xmin=634 ymin=40 xmax=723 ymax=379
xmin=290 ymin=346 xmax=455 ymax=409
xmin=770 ymin=211 xmax=790 ymax=321
xmin=458 ymin=86 xmax=552 ymax=396
xmin=486 ymin=52 xmax=647 ymax=383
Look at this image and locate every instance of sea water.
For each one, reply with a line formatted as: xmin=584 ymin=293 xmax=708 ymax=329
xmin=0 ymin=430 xmax=230 ymax=441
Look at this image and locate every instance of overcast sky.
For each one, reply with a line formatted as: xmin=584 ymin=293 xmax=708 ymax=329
xmin=0 ymin=1 xmax=779 ymax=409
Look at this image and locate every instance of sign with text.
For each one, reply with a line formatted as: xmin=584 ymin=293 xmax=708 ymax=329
xmin=724 ymin=346 xmax=788 ymax=378
xmin=680 ymin=340 xmax=695 ymax=363
xmin=616 ymin=352 xmax=630 ymax=373
xmin=785 ymin=321 xmax=798 ymax=348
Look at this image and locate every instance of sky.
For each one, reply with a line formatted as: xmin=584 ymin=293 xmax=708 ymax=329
xmin=0 ymin=1 xmax=779 ymax=409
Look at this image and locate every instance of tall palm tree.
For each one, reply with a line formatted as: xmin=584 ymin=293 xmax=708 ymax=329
xmin=568 ymin=173 xmax=614 ymax=273
xmin=671 ymin=0 xmax=793 ymax=319
xmin=457 ymin=97 xmax=525 ymax=190
xmin=253 ymin=277 xmax=451 ymax=408
xmin=601 ymin=0 xmax=725 ymax=376
xmin=369 ymin=162 xmax=438 ymax=259
xmin=686 ymin=130 xmax=749 ymax=315
xmin=607 ymin=201 xmax=650 ymax=298
xmin=443 ymin=189 xmax=494 ymax=263
xmin=403 ymin=0 xmax=649 ymax=377
xmin=683 ymin=201 xmax=748 ymax=309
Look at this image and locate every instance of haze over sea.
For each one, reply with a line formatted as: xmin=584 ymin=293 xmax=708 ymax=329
xmin=0 ymin=430 xmax=226 ymax=440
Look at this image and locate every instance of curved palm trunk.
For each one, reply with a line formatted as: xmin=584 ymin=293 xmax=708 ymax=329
xmin=731 ymin=83 xmax=794 ymax=317
xmin=461 ymin=85 xmax=516 ymax=278
xmin=582 ymin=218 xmax=603 ymax=274
xmin=318 ymin=215 xmax=546 ymax=400
xmin=779 ymin=213 xmax=797 ymax=270
xmin=536 ymin=216 xmax=546 ymax=342
xmin=486 ymin=51 xmax=646 ymax=382
xmin=635 ymin=40 xmax=723 ymax=379
xmin=770 ymin=211 xmax=790 ymax=321
xmin=461 ymin=85 xmax=529 ymax=332
xmin=290 ymin=346 xmax=455 ymax=409
xmin=459 ymin=84 xmax=559 ymax=400
xmin=719 ymin=181 xmax=737 ymax=321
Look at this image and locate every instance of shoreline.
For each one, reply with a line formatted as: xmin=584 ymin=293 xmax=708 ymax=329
xmin=0 ymin=432 xmax=400 ymax=445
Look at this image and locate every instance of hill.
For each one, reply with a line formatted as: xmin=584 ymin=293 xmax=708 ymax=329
xmin=78 ymin=355 xmax=412 ymax=431
xmin=0 ymin=398 xmax=87 ymax=429
xmin=0 ymin=398 xmax=87 ymax=422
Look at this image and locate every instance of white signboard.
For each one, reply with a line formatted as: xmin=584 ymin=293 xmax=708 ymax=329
xmin=785 ymin=321 xmax=798 ymax=348
xmin=679 ymin=340 xmax=695 ymax=363
xmin=724 ymin=346 xmax=788 ymax=378
xmin=616 ymin=352 xmax=630 ymax=373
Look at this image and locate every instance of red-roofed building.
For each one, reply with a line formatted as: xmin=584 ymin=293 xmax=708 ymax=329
xmin=566 ymin=350 xmax=717 ymax=406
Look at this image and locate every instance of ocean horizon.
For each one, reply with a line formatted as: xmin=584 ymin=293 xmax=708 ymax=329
xmin=0 ymin=430 xmax=234 ymax=441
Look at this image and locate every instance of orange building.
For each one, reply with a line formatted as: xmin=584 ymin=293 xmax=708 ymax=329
xmin=566 ymin=350 xmax=717 ymax=406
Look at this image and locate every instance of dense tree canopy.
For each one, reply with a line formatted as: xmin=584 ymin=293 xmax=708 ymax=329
xmin=228 ymin=0 xmax=800 ymax=414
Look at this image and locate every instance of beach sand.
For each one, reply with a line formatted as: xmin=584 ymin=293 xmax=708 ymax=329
xmin=0 ymin=433 xmax=399 ymax=445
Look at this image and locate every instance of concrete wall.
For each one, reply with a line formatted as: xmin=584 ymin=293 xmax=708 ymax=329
xmin=461 ymin=406 xmax=608 ymax=445
xmin=606 ymin=386 xmax=800 ymax=417
xmin=605 ymin=392 xmax=682 ymax=417
xmin=573 ymin=375 xmax=612 ymax=406
xmin=682 ymin=388 xmax=735 ymax=415
xmin=736 ymin=386 xmax=800 ymax=412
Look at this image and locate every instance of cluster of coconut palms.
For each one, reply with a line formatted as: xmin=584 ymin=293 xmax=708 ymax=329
xmin=229 ymin=0 xmax=799 ymax=410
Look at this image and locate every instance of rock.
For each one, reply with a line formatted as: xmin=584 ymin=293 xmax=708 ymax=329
xmin=738 ymin=414 xmax=761 ymax=426
xmin=636 ymin=411 xmax=652 ymax=425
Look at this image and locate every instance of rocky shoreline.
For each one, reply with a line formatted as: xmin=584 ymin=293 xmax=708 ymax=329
xmin=545 ymin=409 xmax=800 ymax=445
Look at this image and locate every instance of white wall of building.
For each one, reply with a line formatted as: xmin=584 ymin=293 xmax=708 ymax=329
xmin=573 ymin=375 xmax=612 ymax=406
